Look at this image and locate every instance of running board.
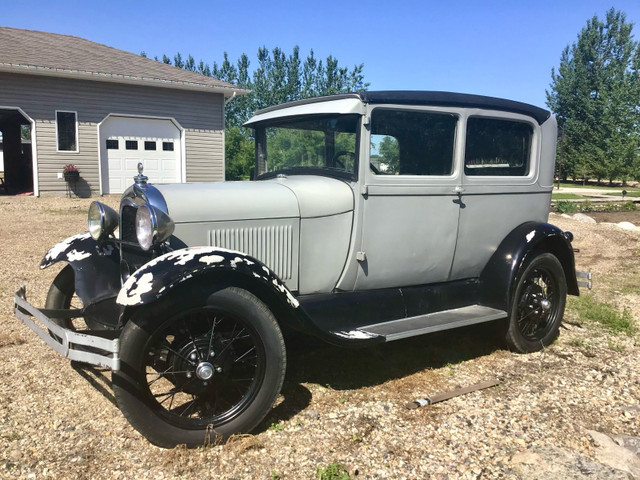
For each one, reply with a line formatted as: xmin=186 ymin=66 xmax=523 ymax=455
xmin=358 ymin=305 xmax=508 ymax=342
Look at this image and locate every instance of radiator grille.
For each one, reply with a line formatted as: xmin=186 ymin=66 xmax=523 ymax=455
xmin=210 ymin=225 xmax=294 ymax=280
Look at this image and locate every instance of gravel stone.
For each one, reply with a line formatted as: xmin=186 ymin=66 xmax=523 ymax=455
xmin=0 ymin=196 xmax=639 ymax=479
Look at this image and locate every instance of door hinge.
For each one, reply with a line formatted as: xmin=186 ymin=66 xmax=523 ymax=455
xmin=356 ymin=251 xmax=366 ymax=262
xmin=361 ymin=185 xmax=368 ymax=196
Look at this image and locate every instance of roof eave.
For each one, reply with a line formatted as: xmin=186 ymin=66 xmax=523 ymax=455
xmin=0 ymin=63 xmax=250 ymax=97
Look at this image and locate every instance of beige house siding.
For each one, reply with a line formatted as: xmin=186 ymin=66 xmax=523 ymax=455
xmin=0 ymin=72 xmax=225 ymax=195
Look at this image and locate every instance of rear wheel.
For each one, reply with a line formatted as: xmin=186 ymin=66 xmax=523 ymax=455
xmin=505 ymin=253 xmax=567 ymax=353
xmin=112 ymin=286 xmax=286 ymax=448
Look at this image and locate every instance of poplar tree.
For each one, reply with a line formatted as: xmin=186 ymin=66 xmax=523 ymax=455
xmin=151 ymin=46 xmax=368 ymax=179
xmin=546 ymin=8 xmax=640 ymax=184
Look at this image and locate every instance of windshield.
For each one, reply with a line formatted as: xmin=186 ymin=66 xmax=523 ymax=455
xmin=254 ymin=114 xmax=360 ymax=180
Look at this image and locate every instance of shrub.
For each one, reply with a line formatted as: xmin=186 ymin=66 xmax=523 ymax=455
xmin=555 ymin=201 xmax=578 ymax=214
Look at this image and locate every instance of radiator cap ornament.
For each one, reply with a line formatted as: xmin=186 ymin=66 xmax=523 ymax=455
xmin=134 ymin=162 xmax=148 ymax=186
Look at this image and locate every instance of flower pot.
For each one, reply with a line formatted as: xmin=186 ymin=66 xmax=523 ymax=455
xmin=64 ymin=171 xmax=79 ymax=181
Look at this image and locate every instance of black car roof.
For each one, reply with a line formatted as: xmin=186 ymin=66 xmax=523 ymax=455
xmin=252 ymin=90 xmax=551 ymax=125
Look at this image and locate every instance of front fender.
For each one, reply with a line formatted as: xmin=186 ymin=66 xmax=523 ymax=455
xmin=41 ymin=232 xmax=121 ymax=305
xmin=480 ymin=222 xmax=579 ymax=311
xmin=116 ymin=247 xmax=300 ymax=309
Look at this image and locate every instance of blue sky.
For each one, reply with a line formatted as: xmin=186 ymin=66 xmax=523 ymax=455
xmin=3 ymin=1 xmax=640 ymax=109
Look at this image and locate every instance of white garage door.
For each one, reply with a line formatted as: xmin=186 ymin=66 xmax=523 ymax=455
xmin=100 ymin=116 xmax=182 ymax=194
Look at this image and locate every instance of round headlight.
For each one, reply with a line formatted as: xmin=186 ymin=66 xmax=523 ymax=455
xmin=136 ymin=205 xmax=155 ymax=251
xmin=135 ymin=203 xmax=175 ymax=251
xmin=88 ymin=201 xmax=119 ymax=241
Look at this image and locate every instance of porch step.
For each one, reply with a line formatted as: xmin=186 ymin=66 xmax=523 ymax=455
xmin=358 ymin=305 xmax=508 ymax=342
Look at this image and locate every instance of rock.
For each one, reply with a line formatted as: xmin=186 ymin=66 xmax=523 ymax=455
xmin=616 ymin=221 xmax=638 ymax=230
xmin=511 ymin=446 xmax=629 ymax=479
xmin=572 ymin=213 xmax=596 ymax=223
xmin=587 ymin=430 xmax=640 ymax=478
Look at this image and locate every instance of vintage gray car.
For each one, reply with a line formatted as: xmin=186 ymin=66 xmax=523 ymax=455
xmin=15 ymin=91 xmax=589 ymax=447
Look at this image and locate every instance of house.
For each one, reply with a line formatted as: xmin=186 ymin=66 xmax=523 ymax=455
xmin=0 ymin=26 xmax=246 ymax=196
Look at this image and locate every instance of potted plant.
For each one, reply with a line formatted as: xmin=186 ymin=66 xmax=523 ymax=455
xmin=63 ymin=164 xmax=79 ymax=181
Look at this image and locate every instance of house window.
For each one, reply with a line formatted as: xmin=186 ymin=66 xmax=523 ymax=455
xmin=162 ymin=141 xmax=174 ymax=151
xmin=144 ymin=141 xmax=157 ymax=151
xmin=126 ymin=140 xmax=138 ymax=150
xmin=106 ymin=139 xmax=119 ymax=150
xmin=464 ymin=117 xmax=533 ymax=176
xmin=56 ymin=111 xmax=78 ymax=152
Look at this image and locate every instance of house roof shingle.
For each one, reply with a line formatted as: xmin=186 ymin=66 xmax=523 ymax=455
xmin=0 ymin=26 xmax=247 ymax=96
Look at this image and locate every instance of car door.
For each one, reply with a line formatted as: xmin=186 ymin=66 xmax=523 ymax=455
xmin=449 ymin=113 xmax=547 ymax=280
xmin=354 ymin=106 xmax=462 ymax=290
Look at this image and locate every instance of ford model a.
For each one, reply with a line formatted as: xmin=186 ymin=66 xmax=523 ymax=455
xmin=14 ymin=91 xmax=587 ymax=447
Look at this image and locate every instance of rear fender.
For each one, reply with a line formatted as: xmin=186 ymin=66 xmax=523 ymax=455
xmin=116 ymin=247 xmax=300 ymax=309
xmin=480 ymin=222 xmax=579 ymax=312
xmin=41 ymin=232 xmax=121 ymax=305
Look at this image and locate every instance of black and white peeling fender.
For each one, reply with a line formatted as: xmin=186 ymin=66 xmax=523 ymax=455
xmin=115 ymin=247 xmax=300 ymax=309
xmin=41 ymin=232 xmax=121 ymax=304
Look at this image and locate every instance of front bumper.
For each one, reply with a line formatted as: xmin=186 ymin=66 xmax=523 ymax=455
xmin=14 ymin=286 xmax=120 ymax=370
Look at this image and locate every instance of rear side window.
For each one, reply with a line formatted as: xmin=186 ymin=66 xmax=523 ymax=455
xmin=370 ymin=109 xmax=457 ymax=176
xmin=465 ymin=117 xmax=532 ymax=176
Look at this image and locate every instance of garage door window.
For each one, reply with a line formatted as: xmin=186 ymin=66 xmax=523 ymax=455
xmin=163 ymin=142 xmax=174 ymax=151
xmin=126 ymin=140 xmax=138 ymax=150
xmin=144 ymin=141 xmax=156 ymax=151
xmin=56 ymin=111 xmax=78 ymax=152
xmin=106 ymin=139 xmax=119 ymax=149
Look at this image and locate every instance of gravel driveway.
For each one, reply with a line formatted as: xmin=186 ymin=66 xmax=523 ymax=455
xmin=0 ymin=196 xmax=638 ymax=479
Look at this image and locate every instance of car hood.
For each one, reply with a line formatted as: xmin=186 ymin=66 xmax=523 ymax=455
xmin=155 ymin=176 xmax=354 ymax=223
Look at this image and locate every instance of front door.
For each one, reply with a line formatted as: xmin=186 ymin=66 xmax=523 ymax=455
xmin=355 ymin=107 xmax=462 ymax=290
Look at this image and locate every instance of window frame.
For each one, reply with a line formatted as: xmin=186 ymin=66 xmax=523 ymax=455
xmin=364 ymin=105 xmax=462 ymax=187
xmin=55 ymin=110 xmax=79 ymax=153
xmin=460 ymin=112 xmax=539 ymax=185
xmin=463 ymin=115 xmax=534 ymax=178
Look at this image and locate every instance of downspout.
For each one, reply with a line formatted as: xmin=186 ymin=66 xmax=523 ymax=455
xmin=224 ymin=91 xmax=237 ymax=105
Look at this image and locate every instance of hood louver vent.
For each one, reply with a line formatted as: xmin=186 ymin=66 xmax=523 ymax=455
xmin=210 ymin=225 xmax=295 ymax=281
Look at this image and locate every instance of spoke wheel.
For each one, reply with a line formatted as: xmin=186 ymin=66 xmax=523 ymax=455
xmin=113 ymin=286 xmax=286 ymax=448
xmin=505 ymin=253 xmax=567 ymax=353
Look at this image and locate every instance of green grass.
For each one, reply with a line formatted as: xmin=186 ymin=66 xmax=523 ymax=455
xmin=552 ymin=193 xmax=585 ymax=200
xmin=557 ymin=182 xmax=627 ymax=190
xmin=606 ymin=190 xmax=640 ymax=197
xmin=317 ymin=463 xmax=351 ymax=480
xmin=567 ymin=337 xmax=587 ymax=348
xmin=268 ymin=421 xmax=285 ymax=432
xmin=568 ymin=295 xmax=635 ymax=336
xmin=608 ymin=339 xmax=626 ymax=353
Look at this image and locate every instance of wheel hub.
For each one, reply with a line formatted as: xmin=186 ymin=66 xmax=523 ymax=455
xmin=196 ymin=362 xmax=214 ymax=380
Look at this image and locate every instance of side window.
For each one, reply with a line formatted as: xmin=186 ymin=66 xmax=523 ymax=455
xmin=465 ymin=117 xmax=532 ymax=176
xmin=56 ymin=111 xmax=78 ymax=152
xmin=370 ymin=109 xmax=457 ymax=176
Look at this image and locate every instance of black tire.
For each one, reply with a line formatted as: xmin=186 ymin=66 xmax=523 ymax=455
xmin=112 ymin=286 xmax=286 ymax=448
xmin=45 ymin=265 xmax=82 ymax=330
xmin=505 ymin=253 xmax=567 ymax=353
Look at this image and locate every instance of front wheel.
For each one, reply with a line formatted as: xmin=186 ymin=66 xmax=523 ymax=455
xmin=45 ymin=265 xmax=84 ymax=330
xmin=112 ymin=286 xmax=286 ymax=448
xmin=505 ymin=253 xmax=567 ymax=353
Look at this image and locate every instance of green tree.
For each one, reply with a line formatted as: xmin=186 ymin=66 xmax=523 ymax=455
xmin=546 ymin=8 xmax=640 ymax=184
xmin=378 ymin=136 xmax=399 ymax=172
xmin=149 ymin=47 xmax=368 ymax=180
